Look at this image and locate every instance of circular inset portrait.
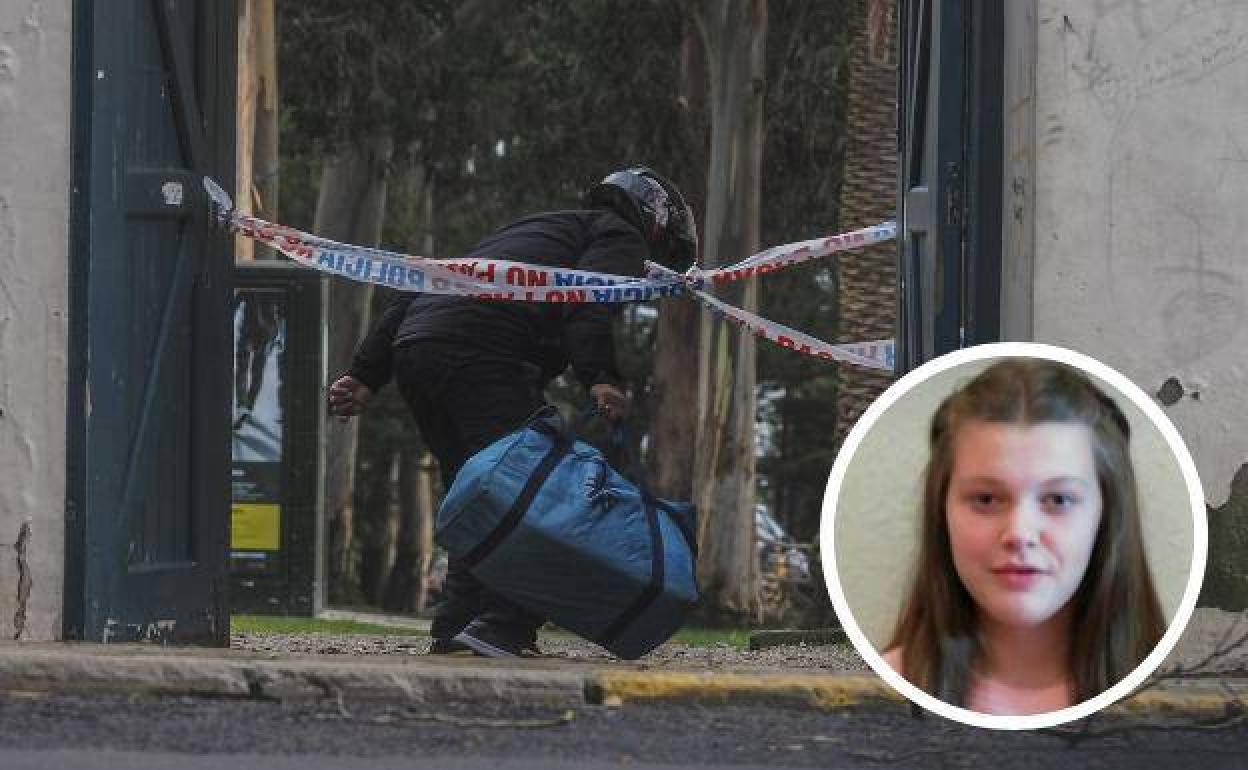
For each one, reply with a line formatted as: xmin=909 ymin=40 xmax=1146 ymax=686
xmin=821 ymin=343 xmax=1206 ymax=729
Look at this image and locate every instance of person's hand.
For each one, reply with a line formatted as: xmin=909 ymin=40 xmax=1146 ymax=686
xmin=328 ymin=374 xmax=372 ymax=418
xmin=590 ymin=383 xmax=629 ymax=422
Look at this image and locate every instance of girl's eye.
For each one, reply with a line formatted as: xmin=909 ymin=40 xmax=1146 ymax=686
xmin=1043 ymin=493 xmax=1079 ymax=509
xmin=968 ymin=492 xmax=1001 ymax=510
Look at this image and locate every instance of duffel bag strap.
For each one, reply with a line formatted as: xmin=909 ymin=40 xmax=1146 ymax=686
xmin=578 ymin=409 xmax=676 ymax=650
xmin=575 ymin=406 xmax=655 ymax=498
xmin=594 ymin=495 xmax=665 ymax=648
xmin=459 ymin=428 xmax=574 ymax=570
xmin=578 ymin=405 xmax=697 ymax=555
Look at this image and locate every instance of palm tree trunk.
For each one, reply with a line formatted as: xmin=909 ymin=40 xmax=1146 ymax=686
xmin=833 ymin=0 xmax=898 ymax=451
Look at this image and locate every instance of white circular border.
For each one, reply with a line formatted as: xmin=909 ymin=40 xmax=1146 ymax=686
xmin=820 ymin=342 xmax=1208 ymax=730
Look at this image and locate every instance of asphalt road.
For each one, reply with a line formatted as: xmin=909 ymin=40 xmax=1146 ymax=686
xmin=1 ymin=693 xmax=1246 ymax=769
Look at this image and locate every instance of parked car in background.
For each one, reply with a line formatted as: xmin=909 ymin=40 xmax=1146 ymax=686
xmin=754 ymin=505 xmax=812 ymax=583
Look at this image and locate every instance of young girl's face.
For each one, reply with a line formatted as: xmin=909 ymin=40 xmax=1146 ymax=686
xmin=945 ymin=419 xmax=1103 ymax=631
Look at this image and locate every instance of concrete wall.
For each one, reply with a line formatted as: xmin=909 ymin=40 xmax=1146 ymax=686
xmin=0 ymin=0 xmax=71 ymax=641
xmin=1007 ymin=1 xmax=1248 ymax=608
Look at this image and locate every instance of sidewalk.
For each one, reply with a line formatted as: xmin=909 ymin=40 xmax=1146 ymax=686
xmin=1 ymin=609 xmax=1244 ymax=717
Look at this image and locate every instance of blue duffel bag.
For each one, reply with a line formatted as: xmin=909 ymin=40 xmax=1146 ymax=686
xmin=434 ymin=408 xmax=698 ymax=660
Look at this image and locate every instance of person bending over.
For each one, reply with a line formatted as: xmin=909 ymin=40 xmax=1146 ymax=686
xmin=327 ymin=167 xmax=697 ymax=658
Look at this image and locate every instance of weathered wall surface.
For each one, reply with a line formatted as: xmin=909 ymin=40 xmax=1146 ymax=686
xmin=1019 ymin=1 xmax=1248 ymax=608
xmin=0 ymin=0 xmax=71 ymax=640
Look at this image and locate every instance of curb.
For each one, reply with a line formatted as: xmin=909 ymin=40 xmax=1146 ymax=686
xmin=591 ymin=672 xmax=1248 ymax=719
xmin=0 ymin=649 xmax=584 ymax=705
xmin=747 ymin=629 xmax=849 ymax=651
xmin=590 ymin=671 xmax=901 ymax=709
xmin=1109 ymin=679 xmax=1248 ymax=718
xmin=1 ymin=647 xmax=1244 ymax=719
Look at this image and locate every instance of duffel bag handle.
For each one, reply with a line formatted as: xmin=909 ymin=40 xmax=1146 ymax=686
xmin=527 ymin=403 xmax=660 ymax=503
xmin=586 ymin=409 xmax=698 ymax=556
xmin=575 ymin=405 xmax=658 ymax=502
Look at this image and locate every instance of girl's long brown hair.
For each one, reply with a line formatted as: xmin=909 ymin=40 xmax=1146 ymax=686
xmin=887 ymin=359 xmax=1165 ymax=707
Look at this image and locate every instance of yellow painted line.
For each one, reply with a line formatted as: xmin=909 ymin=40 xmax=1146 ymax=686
xmin=596 ymin=671 xmax=1242 ymax=717
xmin=594 ymin=672 xmax=905 ymax=709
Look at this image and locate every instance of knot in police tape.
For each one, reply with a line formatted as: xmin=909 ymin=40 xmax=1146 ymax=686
xmin=204 ymin=177 xmax=896 ymax=371
xmin=681 ymin=265 xmax=707 ymax=292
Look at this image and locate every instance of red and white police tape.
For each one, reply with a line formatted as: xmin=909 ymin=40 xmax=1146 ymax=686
xmin=205 ymin=177 xmax=896 ymax=370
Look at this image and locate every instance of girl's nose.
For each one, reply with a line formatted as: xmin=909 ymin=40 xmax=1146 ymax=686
xmin=1000 ymin=502 xmax=1040 ymax=551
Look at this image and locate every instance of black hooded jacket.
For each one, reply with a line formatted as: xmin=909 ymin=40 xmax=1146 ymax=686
xmin=346 ymin=208 xmax=649 ymax=392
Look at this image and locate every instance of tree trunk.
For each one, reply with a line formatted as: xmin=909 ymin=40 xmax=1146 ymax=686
xmin=366 ymin=446 xmax=401 ymax=604
xmin=235 ymin=0 xmax=279 ymax=260
xmin=252 ymin=0 xmax=280 ymax=259
xmin=690 ymin=0 xmax=767 ymax=617
xmin=382 ymin=445 xmax=438 ymax=614
xmin=651 ymin=22 xmax=709 ymax=501
xmin=381 ymin=159 xmax=435 ymax=614
xmin=320 ymin=127 xmax=394 ymax=601
xmin=366 ymin=450 xmax=403 ymax=604
xmin=234 ymin=0 xmax=256 ymax=260
xmin=832 ymin=0 xmax=897 ymax=451
xmin=414 ymin=450 xmax=437 ymax=614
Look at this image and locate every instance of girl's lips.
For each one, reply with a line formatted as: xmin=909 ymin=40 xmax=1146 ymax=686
xmin=992 ymin=565 xmax=1049 ymax=589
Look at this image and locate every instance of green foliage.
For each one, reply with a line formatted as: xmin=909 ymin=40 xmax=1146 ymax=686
xmin=670 ymin=626 xmax=752 ymax=649
xmin=756 ymin=1 xmax=854 ymax=543
xmin=232 ymin=614 xmax=428 ymax=637
xmin=430 ymin=0 xmax=690 ymax=256
xmin=279 ymin=1 xmax=460 ymax=154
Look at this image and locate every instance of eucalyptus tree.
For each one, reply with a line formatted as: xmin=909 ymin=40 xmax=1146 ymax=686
xmin=684 ymin=0 xmax=768 ymax=617
xmin=236 ymin=0 xmax=280 ymax=260
xmin=279 ymin=0 xmax=857 ymax=617
xmin=281 ymin=0 xmax=692 ymax=601
xmin=755 ymin=0 xmax=852 ymax=546
xmin=280 ymin=0 xmax=514 ymax=592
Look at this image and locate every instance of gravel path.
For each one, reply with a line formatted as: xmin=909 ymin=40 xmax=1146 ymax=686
xmin=231 ymin=631 xmax=870 ymax=671
xmin=231 ymin=608 xmax=1248 ymax=674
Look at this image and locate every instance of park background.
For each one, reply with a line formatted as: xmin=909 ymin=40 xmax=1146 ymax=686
xmin=0 ymin=0 xmax=1245 ymax=643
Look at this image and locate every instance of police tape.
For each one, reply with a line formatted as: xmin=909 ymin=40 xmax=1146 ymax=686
xmin=206 ymin=177 xmax=896 ymax=370
xmin=643 ymin=261 xmax=895 ymax=370
xmin=229 ymin=210 xmax=895 ymax=302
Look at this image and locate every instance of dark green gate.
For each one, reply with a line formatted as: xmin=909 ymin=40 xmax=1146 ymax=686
xmin=66 ymin=0 xmax=236 ymax=643
xmin=897 ymin=0 xmax=1003 ymax=371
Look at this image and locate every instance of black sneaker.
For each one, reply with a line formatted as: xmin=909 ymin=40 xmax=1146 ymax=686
xmin=452 ymin=620 xmax=538 ymax=659
xmin=426 ymin=637 xmax=474 ymax=655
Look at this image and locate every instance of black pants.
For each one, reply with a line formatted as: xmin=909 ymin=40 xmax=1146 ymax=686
xmin=392 ymin=339 xmax=546 ymax=643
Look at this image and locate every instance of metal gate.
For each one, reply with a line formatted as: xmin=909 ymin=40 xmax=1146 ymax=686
xmin=65 ymin=0 xmax=236 ymax=643
xmin=897 ymin=0 xmax=1003 ymax=371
